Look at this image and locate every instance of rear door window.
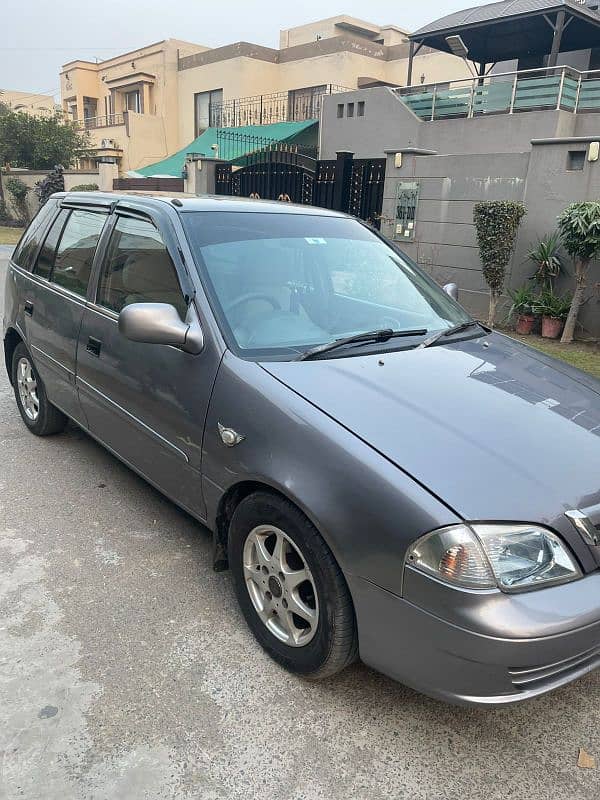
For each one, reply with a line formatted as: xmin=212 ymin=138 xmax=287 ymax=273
xmin=34 ymin=209 xmax=69 ymax=279
xmin=51 ymin=209 xmax=108 ymax=297
xmin=11 ymin=200 xmax=58 ymax=271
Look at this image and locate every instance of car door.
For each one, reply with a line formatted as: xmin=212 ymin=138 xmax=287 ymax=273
xmin=23 ymin=204 xmax=109 ymax=425
xmin=76 ymin=206 xmax=219 ymax=520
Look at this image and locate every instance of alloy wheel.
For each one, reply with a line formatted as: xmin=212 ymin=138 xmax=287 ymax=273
xmin=16 ymin=357 xmax=40 ymax=421
xmin=243 ymin=524 xmax=319 ymax=647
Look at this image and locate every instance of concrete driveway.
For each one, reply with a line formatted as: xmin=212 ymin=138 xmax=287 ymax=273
xmin=1 ymin=251 xmax=599 ymax=800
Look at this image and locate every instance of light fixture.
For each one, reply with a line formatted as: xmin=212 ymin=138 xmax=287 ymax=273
xmin=420 ymin=73 xmax=426 ymax=84
xmin=445 ymin=34 xmax=469 ymax=58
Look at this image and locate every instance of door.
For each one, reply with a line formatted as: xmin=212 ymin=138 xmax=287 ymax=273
xmin=24 ymin=206 xmax=109 ymax=425
xmin=76 ymin=210 xmax=218 ymax=519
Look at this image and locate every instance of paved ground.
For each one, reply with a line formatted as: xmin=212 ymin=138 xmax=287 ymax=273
xmin=1 ymin=250 xmax=600 ymax=800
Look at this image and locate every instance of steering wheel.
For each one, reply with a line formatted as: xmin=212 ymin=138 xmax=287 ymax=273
xmin=380 ymin=315 xmax=403 ymax=330
xmin=225 ymin=293 xmax=281 ymax=321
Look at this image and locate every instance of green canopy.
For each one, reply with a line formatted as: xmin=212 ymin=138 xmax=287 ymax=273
xmin=131 ymin=120 xmax=317 ymax=178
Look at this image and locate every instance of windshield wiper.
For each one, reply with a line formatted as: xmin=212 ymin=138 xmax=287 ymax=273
xmin=297 ymin=328 xmax=427 ymax=361
xmin=417 ymin=320 xmax=489 ymax=350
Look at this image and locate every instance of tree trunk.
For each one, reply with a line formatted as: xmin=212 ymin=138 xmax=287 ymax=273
xmin=560 ymin=258 xmax=588 ymax=343
xmin=487 ymin=289 xmax=500 ymax=328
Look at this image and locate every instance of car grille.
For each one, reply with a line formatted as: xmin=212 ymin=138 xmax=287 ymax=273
xmin=509 ymin=645 xmax=600 ymax=691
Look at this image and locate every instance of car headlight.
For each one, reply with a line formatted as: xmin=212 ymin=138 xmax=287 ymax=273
xmin=405 ymin=523 xmax=581 ymax=592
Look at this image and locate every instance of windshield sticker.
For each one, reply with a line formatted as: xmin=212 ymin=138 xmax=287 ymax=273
xmin=305 ymin=237 xmax=327 ymax=245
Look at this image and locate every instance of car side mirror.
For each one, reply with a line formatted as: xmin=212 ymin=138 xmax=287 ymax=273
xmin=443 ymin=282 xmax=459 ymax=301
xmin=118 ymin=302 xmax=204 ymax=355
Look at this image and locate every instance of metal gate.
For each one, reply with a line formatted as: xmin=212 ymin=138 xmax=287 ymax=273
xmin=216 ymin=150 xmax=316 ymax=204
xmin=215 ymin=149 xmax=385 ymax=227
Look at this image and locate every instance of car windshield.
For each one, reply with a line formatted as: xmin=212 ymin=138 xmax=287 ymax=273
xmin=182 ymin=211 xmax=472 ymax=360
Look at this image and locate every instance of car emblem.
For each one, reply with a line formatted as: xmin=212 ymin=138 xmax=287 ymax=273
xmin=565 ymin=510 xmax=600 ymax=547
xmin=218 ymin=422 xmax=245 ymax=447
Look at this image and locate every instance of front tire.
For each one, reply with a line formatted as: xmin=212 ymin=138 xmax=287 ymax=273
xmin=229 ymin=491 xmax=358 ymax=679
xmin=12 ymin=343 xmax=67 ymax=436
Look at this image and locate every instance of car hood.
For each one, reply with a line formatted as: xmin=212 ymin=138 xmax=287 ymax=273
xmin=261 ymin=333 xmax=600 ymax=527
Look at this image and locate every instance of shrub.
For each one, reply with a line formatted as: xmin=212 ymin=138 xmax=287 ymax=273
xmin=5 ymin=177 xmax=30 ymax=223
xmin=473 ymin=200 xmax=527 ymax=327
xmin=527 ymin=231 xmax=562 ymax=292
xmin=69 ymin=183 xmax=99 ymax=191
xmin=557 ymin=201 xmax=600 ymax=343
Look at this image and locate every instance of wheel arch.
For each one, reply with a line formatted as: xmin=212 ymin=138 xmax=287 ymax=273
xmin=3 ymin=327 xmax=24 ymax=386
xmin=213 ymin=479 xmax=330 ymax=572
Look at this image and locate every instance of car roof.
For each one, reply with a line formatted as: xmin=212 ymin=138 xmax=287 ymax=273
xmin=53 ymin=191 xmax=347 ymax=218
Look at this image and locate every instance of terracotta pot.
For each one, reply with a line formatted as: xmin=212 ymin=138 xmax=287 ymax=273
xmin=515 ymin=314 xmax=536 ymax=335
xmin=541 ymin=316 xmax=564 ymax=339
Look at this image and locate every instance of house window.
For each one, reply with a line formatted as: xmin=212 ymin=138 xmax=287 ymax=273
xmin=357 ymin=101 xmax=365 ymax=117
xmin=337 ymin=103 xmax=344 ymax=118
xmin=567 ymin=150 xmax=586 ymax=171
xmin=347 ymin=103 xmax=355 ymax=118
xmin=194 ymin=88 xmax=223 ymax=135
xmin=125 ymin=90 xmax=140 ymax=113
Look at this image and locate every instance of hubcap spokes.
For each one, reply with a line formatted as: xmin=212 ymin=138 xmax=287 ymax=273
xmin=243 ymin=525 xmax=319 ymax=647
xmin=17 ymin=358 xmax=39 ymax=421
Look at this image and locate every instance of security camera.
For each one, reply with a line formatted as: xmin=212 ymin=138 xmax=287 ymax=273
xmin=210 ymin=144 xmax=218 ymax=151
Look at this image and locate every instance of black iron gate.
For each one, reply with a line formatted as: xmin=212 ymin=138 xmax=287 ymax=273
xmin=215 ymin=147 xmax=385 ymax=228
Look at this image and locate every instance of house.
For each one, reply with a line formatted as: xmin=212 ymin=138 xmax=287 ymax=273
xmin=1 ymin=89 xmax=58 ymax=116
xmin=59 ymin=16 xmax=470 ymax=175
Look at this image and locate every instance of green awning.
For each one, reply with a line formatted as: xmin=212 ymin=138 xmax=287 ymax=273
xmin=131 ymin=120 xmax=318 ymax=178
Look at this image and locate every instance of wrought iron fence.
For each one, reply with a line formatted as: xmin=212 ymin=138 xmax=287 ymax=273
xmin=209 ymin=84 xmax=352 ymax=128
xmin=395 ymin=66 xmax=600 ymax=120
xmin=215 ymin=128 xmax=318 ymax=163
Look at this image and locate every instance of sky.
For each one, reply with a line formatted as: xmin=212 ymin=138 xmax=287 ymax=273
xmin=2 ymin=0 xmax=465 ymax=100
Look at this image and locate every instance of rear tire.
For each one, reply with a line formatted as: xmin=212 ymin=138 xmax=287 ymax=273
xmin=229 ymin=491 xmax=358 ymax=679
xmin=12 ymin=343 xmax=68 ymax=436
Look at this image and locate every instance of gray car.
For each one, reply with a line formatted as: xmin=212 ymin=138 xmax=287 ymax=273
xmin=4 ymin=192 xmax=600 ymax=706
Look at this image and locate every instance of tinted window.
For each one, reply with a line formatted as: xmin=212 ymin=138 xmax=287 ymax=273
xmin=52 ymin=210 xmax=107 ymax=296
xmin=11 ymin=200 xmax=58 ymax=271
xmin=34 ymin=209 xmax=69 ymax=279
xmin=97 ymin=216 xmax=187 ymax=318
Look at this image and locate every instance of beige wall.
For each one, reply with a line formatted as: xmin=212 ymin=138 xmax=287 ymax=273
xmin=279 ymin=16 xmax=381 ymax=48
xmin=386 ymin=50 xmax=474 ymax=87
xmin=177 ymin=57 xmax=281 ymax=144
xmin=1 ymin=170 xmax=99 ymax=220
xmin=2 ymin=90 xmax=57 ymax=116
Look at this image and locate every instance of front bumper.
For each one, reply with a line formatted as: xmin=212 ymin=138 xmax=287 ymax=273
xmin=348 ymin=571 xmax=600 ymax=706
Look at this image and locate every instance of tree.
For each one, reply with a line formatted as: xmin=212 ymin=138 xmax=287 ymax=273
xmin=557 ymin=201 xmax=600 ymax=343
xmin=473 ymin=201 xmax=527 ymax=327
xmin=0 ymin=109 xmax=91 ymax=170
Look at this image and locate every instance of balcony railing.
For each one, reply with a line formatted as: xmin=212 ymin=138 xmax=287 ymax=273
xmin=207 ymin=85 xmax=352 ymax=128
xmin=79 ymin=113 xmax=125 ymax=130
xmin=395 ymin=67 xmax=600 ymax=121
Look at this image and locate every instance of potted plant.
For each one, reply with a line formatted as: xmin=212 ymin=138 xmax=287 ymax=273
xmin=532 ymin=289 xmax=572 ymax=339
xmin=527 ymin=232 xmax=562 ymax=292
xmin=507 ymin=285 xmax=537 ymax=335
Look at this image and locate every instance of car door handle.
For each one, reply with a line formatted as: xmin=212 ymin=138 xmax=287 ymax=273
xmin=86 ymin=336 xmax=102 ymax=357
xmin=24 ymin=300 xmax=34 ymax=316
